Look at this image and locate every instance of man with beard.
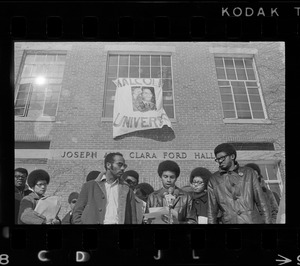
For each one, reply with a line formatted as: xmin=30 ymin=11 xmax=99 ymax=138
xmin=14 ymin=168 xmax=31 ymax=224
xmin=72 ymin=152 xmax=137 ymax=224
xmin=207 ymin=143 xmax=271 ymax=224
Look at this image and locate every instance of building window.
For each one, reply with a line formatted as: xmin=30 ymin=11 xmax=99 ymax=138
xmin=214 ymin=56 xmax=267 ymax=120
xmin=240 ymin=161 xmax=283 ymax=199
xmin=103 ymin=53 xmax=174 ymax=119
xmin=14 ymin=52 xmax=66 ymax=118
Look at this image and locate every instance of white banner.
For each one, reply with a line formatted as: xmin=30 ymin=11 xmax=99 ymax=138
xmin=112 ymin=78 xmax=172 ymax=138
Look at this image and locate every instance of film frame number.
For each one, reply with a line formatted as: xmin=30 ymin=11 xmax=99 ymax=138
xmin=0 ymin=254 xmax=9 ymax=265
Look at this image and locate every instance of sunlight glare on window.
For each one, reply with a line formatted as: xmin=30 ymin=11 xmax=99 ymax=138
xmin=35 ymin=76 xmax=47 ymax=85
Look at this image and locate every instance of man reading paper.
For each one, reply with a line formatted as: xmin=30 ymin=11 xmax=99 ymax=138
xmin=146 ymin=160 xmax=197 ymax=224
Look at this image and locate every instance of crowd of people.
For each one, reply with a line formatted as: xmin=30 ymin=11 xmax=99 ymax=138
xmin=15 ymin=143 xmax=284 ymax=225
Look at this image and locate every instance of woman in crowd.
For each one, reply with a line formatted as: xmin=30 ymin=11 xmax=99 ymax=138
xmin=18 ymin=169 xmax=60 ymax=225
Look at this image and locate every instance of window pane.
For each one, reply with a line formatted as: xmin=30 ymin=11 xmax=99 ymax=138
xmin=224 ymin=58 xmax=234 ymax=68
xmin=235 ymin=102 xmax=250 ymax=111
xmin=250 ymin=103 xmax=263 ymax=111
xmin=21 ymin=65 xmax=32 ymax=77
xmin=25 ymin=55 xmax=35 ymax=64
xmin=267 ymin=183 xmax=281 ymax=198
xmin=234 ymin=94 xmax=248 ymax=102
xmin=246 ymin=81 xmax=258 ymax=87
xmin=141 ymin=55 xmax=150 ymax=66
xmin=226 ymin=69 xmax=236 ymax=80
xmin=151 ymin=67 xmax=161 ymax=78
xmin=129 ymin=66 xmax=139 ymax=78
xmin=234 ymin=58 xmax=244 ymax=68
xmin=219 ymin=86 xmax=231 ymax=94
xmin=214 ymin=57 xmax=223 ymax=67
xmin=107 ymin=78 xmax=117 ymax=91
xmin=108 ymin=66 xmax=118 ymax=78
xmin=162 ymin=67 xmax=171 ymax=78
xmin=221 ymin=94 xmax=234 ymax=102
xmin=233 ymin=87 xmax=247 ymax=94
xmin=164 ymin=105 xmax=174 ymax=118
xmin=162 ymin=56 xmax=171 ymax=66
xmin=222 ymin=102 xmax=235 ymax=110
xmin=163 ymin=92 xmax=173 ymax=104
xmin=151 ymin=55 xmax=160 ymax=66
xmin=43 ymin=103 xmax=57 ymax=116
xmin=118 ymin=66 xmax=128 ymax=77
xmin=46 ymin=55 xmax=56 ymax=62
xmin=224 ymin=110 xmax=236 ymax=118
xmin=109 ymin=55 xmax=118 ymax=65
xmin=218 ymin=81 xmax=230 ymax=86
xmin=130 ymin=55 xmax=139 ymax=66
xmin=231 ymin=81 xmax=245 ymax=87
xmin=104 ymin=104 xmax=114 ymax=117
xmin=252 ymin=111 xmax=265 ymax=119
xmin=237 ymin=111 xmax=252 ymax=119
xmin=105 ymin=90 xmax=116 ymax=104
xmin=246 ymin=69 xmax=255 ymax=80
xmin=236 ymin=69 xmax=247 ymax=80
xmin=249 ymin=95 xmax=261 ymax=102
xmin=35 ymin=55 xmax=46 ymax=62
xmin=216 ymin=68 xmax=226 ymax=79
xmin=265 ymin=164 xmax=278 ymax=180
xmin=247 ymin=87 xmax=259 ymax=95
xmin=15 ymin=107 xmax=25 ymax=116
xmin=119 ymin=55 xmax=129 ymax=65
xmin=162 ymin=79 xmax=172 ymax=91
xmin=56 ymin=54 xmax=66 ymax=62
xmin=140 ymin=66 xmax=150 ymax=78
xmin=244 ymin=58 xmax=253 ymax=68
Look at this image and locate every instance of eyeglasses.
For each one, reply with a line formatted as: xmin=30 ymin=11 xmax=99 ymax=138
xmin=35 ymin=183 xmax=48 ymax=187
xmin=15 ymin=175 xmax=26 ymax=179
xmin=71 ymin=200 xmax=77 ymax=204
xmin=192 ymin=181 xmax=204 ymax=186
xmin=115 ymin=162 xmax=128 ymax=169
xmin=126 ymin=179 xmax=137 ymax=186
xmin=215 ymin=155 xmax=229 ymax=163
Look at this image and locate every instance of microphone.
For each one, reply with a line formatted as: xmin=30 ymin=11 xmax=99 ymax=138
xmin=164 ymin=187 xmax=176 ymax=207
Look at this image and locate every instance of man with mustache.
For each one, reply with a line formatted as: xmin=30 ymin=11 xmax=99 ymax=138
xmin=14 ymin=168 xmax=31 ymax=224
xmin=73 ymin=152 xmax=137 ymax=224
xmin=207 ymin=143 xmax=271 ymax=224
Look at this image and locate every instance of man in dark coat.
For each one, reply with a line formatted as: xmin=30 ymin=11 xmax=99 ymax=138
xmin=15 ymin=168 xmax=31 ymax=224
xmin=207 ymin=143 xmax=271 ymax=224
xmin=72 ymin=152 xmax=137 ymax=224
xmin=146 ymin=160 xmax=197 ymax=224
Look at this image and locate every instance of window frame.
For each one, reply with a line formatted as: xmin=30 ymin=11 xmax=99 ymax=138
xmin=213 ymin=53 xmax=270 ymax=124
xmin=101 ymin=51 xmax=176 ymax=122
xmin=14 ymin=50 xmax=67 ymax=121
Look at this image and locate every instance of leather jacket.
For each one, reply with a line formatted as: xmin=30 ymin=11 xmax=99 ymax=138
xmin=207 ymin=163 xmax=272 ymax=224
xmin=147 ymin=187 xmax=197 ymax=224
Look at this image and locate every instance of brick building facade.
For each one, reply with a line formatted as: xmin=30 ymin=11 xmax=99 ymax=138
xmin=14 ymin=42 xmax=285 ymax=219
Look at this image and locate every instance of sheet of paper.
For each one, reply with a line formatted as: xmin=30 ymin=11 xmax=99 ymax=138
xmin=198 ymin=216 xmax=208 ymax=224
xmin=34 ymin=195 xmax=61 ymax=220
xmin=144 ymin=207 xmax=178 ymax=224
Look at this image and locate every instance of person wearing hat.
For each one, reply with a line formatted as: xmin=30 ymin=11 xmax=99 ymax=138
xmin=122 ymin=170 xmax=139 ymax=190
xmin=188 ymin=167 xmax=212 ymax=224
xmin=61 ymin=192 xmax=79 ymax=224
xmin=18 ymin=169 xmax=60 ymax=224
xmin=245 ymin=163 xmax=279 ymax=223
xmin=207 ymin=143 xmax=271 ymax=224
xmin=14 ymin=167 xmax=31 ymax=224
xmin=146 ymin=160 xmax=197 ymax=224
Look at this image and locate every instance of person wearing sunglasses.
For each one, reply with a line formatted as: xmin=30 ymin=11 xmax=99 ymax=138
xmin=61 ymin=192 xmax=79 ymax=224
xmin=189 ymin=167 xmax=212 ymax=224
xmin=18 ymin=169 xmax=60 ymax=225
xmin=207 ymin=143 xmax=271 ymax=224
xmin=122 ymin=170 xmax=139 ymax=190
xmin=72 ymin=152 xmax=137 ymax=224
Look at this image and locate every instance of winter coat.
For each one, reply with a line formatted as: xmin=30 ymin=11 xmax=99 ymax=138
xmin=190 ymin=191 xmax=208 ymax=218
xmin=15 ymin=185 xmax=31 ymax=224
xmin=147 ymin=187 xmax=197 ymax=224
xmin=207 ymin=164 xmax=271 ymax=224
xmin=18 ymin=192 xmax=47 ymax=224
xmin=72 ymin=172 xmax=137 ymax=224
xmin=258 ymin=187 xmax=279 ymax=224
xmin=61 ymin=211 xmax=73 ymax=224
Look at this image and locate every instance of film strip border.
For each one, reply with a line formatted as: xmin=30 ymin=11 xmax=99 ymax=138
xmin=0 ymin=226 xmax=300 ymax=265
xmin=0 ymin=2 xmax=299 ymax=40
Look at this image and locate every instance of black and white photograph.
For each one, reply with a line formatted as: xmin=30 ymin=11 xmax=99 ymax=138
xmin=14 ymin=42 xmax=285 ymax=225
